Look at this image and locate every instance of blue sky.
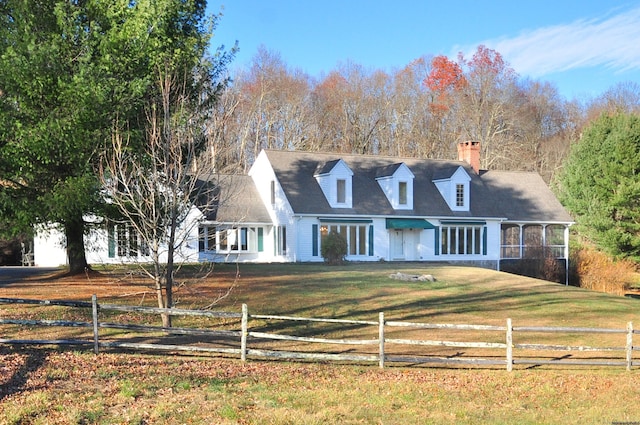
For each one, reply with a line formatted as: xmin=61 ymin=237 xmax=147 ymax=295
xmin=208 ymin=1 xmax=640 ymax=100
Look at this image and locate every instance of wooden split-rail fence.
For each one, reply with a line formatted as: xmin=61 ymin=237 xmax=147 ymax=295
xmin=0 ymin=296 xmax=637 ymax=371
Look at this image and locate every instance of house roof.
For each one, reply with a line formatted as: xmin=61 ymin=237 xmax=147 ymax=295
xmin=480 ymin=171 xmax=573 ymax=222
xmin=198 ymin=174 xmax=272 ymax=224
xmin=263 ymin=149 xmax=573 ymax=223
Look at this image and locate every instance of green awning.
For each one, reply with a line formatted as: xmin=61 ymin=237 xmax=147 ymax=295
xmin=386 ymin=218 xmax=435 ymax=229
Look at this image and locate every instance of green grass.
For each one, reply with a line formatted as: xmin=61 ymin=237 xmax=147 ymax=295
xmin=2 ymin=263 xmax=640 ymax=424
xmin=203 ymin=263 xmax=639 ymax=329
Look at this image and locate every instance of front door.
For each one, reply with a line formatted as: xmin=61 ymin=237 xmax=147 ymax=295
xmin=392 ymin=230 xmax=404 ymax=260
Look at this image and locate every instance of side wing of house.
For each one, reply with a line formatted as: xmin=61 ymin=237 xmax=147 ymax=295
xmin=480 ymin=171 xmax=574 ymax=278
xmin=196 ymin=169 xmax=286 ymax=263
xmin=33 ymin=224 xmax=68 ymax=267
xmin=34 ymin=210 xmax=203 ymax=267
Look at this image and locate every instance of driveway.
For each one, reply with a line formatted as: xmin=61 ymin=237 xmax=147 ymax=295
xmin=0 ymin=267 xmax=60 ymax=286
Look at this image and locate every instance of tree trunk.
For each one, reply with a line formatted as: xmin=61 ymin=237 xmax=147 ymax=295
xmin=165 ymin=209 xmax=177 ymax=324
xmin=64 ymin=217 xmax=88 ymax=275
xmin=154 ymin=267 xmax=172 ymax=328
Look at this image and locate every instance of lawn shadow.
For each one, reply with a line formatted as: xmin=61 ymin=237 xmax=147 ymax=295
xmin=0 ymin=348 xmax=48 ymax=401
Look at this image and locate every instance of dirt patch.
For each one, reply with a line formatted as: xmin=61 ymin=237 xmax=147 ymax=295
xmin=0 ymin=267 xmax=242 ymax=307
xmin=1 ymin=271 xmax=145 ymax=301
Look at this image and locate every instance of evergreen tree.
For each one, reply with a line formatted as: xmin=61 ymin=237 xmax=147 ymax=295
xmin=557 ymin=112 xmax=640 ymax=261
xmin=0 ymin=0 xmax=232 ymax=273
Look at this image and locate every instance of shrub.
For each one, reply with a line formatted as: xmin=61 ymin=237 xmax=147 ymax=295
xmin=570 ymin=246 xmax=636 ymax=295
xmin=321 ymin=231 xmax=348 ymax=265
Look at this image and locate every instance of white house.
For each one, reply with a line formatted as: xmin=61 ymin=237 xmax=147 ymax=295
xmin=34 ymin=142 xmax=574 ymax=277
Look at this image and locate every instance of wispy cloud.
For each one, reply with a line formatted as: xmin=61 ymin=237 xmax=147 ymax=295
xmin=454 ymin=6 xmax=640 ymax=78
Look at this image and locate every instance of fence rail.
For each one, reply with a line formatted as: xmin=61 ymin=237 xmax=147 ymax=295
xmin=0 ymin=296 xmax=637 ymax=371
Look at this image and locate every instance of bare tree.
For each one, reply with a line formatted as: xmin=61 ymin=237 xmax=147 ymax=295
xmin=452 ymin=46 xmax=521 ymax=168
xmin=100 ymin=67 xmax=218 ymax=327
xmin=208 ymin=47 xmax=314 ymax=171
xmin=207 ymin=44 xmax=596 ymax=182
xmin=312 ymin=63 xmax=392 ymax=155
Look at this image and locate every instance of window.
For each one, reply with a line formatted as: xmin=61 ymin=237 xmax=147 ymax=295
xmin=499 ymin=224 xmax=567 ymax=259
xmin=219 ymin=229 xmax=228 ymax=251
xmin=440 ymin=225 xmax=483 ymax=255
xmin=545 ymin=225 xmax=566 ymax=258
xmin=108 ymin=222 xmax=144 ymax=258
xmin=321 ymin=223 xmax=370 ymax=256
xmin=199 ymin=226 xmax=216 ymax=252
xmin=456 ymin=184 xmax=465 ymax=207
xmin=523 ymin=224 xmax=543 ymax=257
xmin=270 ymin=180 xmax=275 ymax=204
xmin=399 ymin=181 xmax=407 ymax=205
xmin=199 ymin=226 xmax=263 ymax=253
xmin=274 ymin=225 xmax=286 ymax=255
xmin=500 ymin=224 xmax=521 ymax=258
xmin=336 ymin=179 xmax=346 ymax=203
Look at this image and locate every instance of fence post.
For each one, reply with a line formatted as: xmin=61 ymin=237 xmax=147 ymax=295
xmin=241 ymin=303 xmax=248 ymax=362
xmin=506 ymin=318 xmax=513 ymax=372
xmin=91 ymin=294 xmax=99 ymax=355
xmin=626 ymin=321 xmax=633 ymax=371
xmin=379 ymin=312 xmax=385 ymax=369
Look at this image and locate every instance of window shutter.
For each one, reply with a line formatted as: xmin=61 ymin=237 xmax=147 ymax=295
xmin=258 ymin=228 xmax=264 ymax=252
xmin=312 ymin=224 xmax=318 ymax=256
xmin=434 ymin=227 xmax=440 ymax=255
xmin=483 ymin=226 xmax=488 ymax=255
xmin=368 ymin=225 xmax=374 ymax=256
xmin=282 ymin=226 xmax=287 ymax=254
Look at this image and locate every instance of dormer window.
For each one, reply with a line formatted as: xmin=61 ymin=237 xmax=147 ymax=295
xmin=399 ymin=181 xmax=408 ymax=205
xmin=314 ymin=159 xmax=353 ymax=208
xmin=433 ymin=166 xmax=471 ymax=212
xmin=376 ymin=163 xmax=414 ymax=210
xmin=337 ymin=179 xmax=346 ymax=204
xmin=456 ymin=184 xmax=464 ymax=207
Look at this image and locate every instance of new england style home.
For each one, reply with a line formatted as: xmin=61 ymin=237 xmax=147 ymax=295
xmin=34 ymin=142 xmax=573 ymax=277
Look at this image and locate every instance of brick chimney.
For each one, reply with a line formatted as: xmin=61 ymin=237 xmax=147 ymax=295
xmin=457 ymin=141 xmax=481 ymax=174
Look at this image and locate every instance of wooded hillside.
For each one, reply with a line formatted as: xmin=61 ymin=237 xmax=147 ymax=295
xmin=206 ymin=45 xmax=640 ymax=184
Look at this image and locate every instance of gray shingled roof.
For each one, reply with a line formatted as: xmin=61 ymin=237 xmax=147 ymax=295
xmin=199 ymin=174 xmax=272 ymax=223
xmin=263 ymin=150 xmax=572 ymax=223
xmin=480 ymin=171 xmax=573 ymax=222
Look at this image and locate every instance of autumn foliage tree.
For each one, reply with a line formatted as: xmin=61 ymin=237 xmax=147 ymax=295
xmin=454 ymin=45 xmax=521 ymax=169
xmin=425 ymin=55 xmax=466 ymax=115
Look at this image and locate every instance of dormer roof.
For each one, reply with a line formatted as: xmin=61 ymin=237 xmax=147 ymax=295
xmin=375 ymin=162 xmax=414 ymax=179
xmin=376 ymin=163 xmax=401 ymax=178
xmin=432 ymin=165 xmax=464 ymax=181
xmin=314 ymin=159 xmax=352 ymax=177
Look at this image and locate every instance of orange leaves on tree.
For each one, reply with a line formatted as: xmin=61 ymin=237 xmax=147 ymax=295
xmin=460 ymin=45 xmax=517 ymax=82
xmin=425 ymin=56 xmax=466 ymax=93
xmin=424 ymin=55 xmax=466 ymax=114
